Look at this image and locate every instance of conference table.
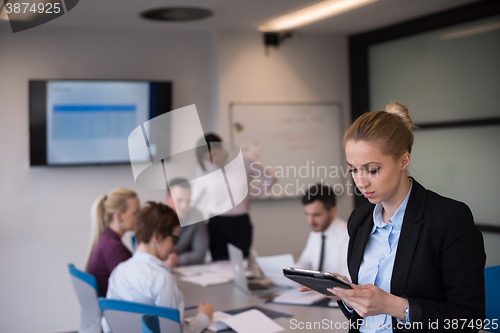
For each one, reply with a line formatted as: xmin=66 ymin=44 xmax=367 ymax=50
xmin=177 ymin=268 xmax=491 ymax=333
xmin=178 ymin=278 xmax=349 ymax=332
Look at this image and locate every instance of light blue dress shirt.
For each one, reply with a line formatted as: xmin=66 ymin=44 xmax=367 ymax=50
xmin=106 ymin=251 xmax=210 ymax=333
xmin=357 ymin=181 xmax=412 ymax=332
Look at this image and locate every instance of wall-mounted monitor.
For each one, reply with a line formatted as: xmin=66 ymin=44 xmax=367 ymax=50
xmin=29 ymin=80 xmax=172 ymax=166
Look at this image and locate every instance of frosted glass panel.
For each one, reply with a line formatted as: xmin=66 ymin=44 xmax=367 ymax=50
xmin=410 ymin=126 xmax=500 ymax=226
xmin=483 ymin=233 xmax=500 ymax=267
xmin=369 ymin=16 xmax=500 ymax=123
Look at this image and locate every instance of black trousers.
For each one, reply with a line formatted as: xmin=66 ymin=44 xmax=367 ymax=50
xmin=208 ymin=214 xmax=253 ymax=261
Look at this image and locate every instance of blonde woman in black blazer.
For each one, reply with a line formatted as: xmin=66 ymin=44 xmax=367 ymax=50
xmin=300 ymin=103 xmax=486 ymax=332
xmin=338 ymin=178 xmax=485 ymax=332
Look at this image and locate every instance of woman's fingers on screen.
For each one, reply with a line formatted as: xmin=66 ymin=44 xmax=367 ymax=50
xmin=297 ymin=286 xmax=312 ymax=292
xmin=329 ymin=286 xmax=361 ymax=300
xmin=341 ymin=275 xmax=352 ymax=283
xmin=331 ymin=272 xmax=351 ymax=283
xmin=327 ymin=288 xmax=350 ymax=300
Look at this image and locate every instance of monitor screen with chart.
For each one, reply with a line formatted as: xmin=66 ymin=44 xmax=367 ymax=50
xmin=29 ymin=80 xmax=172 ymax=166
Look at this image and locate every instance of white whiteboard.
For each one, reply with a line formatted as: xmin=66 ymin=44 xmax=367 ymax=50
xmin=230 ymin=103 xmax=344 ymax=199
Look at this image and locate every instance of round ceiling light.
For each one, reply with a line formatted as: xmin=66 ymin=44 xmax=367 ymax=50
xmin=140 ymin=7 xmax=213 ymax=22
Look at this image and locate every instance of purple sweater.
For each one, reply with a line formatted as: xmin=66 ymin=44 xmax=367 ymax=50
xmin=87 ymin=227 xmax=132 ymax=297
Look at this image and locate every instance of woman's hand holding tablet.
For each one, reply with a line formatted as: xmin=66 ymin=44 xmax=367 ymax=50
xmin=283 ymin=267 xmax=353 ymax=299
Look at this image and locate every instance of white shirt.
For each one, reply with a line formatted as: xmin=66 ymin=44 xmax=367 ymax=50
xmin=191 ymin=155 xmax=276 ymax=216
xmin=107 ymin=251 xmax=210 ymax=333
xmin=296 ymin=217 xmax=350 ymax=278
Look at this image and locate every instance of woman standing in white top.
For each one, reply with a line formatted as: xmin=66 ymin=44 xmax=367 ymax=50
xmin=107 ymin=202 xmax=213 ymax=333
xmin=191 ymin=133 xmax=277 ymax=261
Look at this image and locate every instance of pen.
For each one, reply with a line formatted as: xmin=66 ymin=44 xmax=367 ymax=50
xmin=185 ymin=305 xmax=198 ymax=311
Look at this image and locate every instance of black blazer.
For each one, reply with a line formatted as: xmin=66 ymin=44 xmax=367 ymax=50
xmin=338 ymin=179 xmax=486 ymax=332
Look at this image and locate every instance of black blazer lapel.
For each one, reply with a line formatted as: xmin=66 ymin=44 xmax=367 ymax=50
xmin=350 ymin=213 xmax=374 ymax=284
xmin=391 ymin=179 xmax=426 ymax=295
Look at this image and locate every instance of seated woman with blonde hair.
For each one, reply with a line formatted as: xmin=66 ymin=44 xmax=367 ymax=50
xmin=85 ymin=187 xmax=140 ymax=297
xmin=107 ymin=202 xmax=213 ymax=333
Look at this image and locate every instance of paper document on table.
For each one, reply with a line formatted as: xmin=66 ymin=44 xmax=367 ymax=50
xmin=208 ymin=309 xmax=284 ymax=333
xmin=212 ymin=263 xmax=236 ymax=279
xmin=174 ymin=261 xmax=235 ymax=279
xmin=207 ymin=311 xmax=232 ymax=332
xmin=174 ymin=261 xmax=237 ymax=286
xmin=173 ymin=264 xmax=211 ymax=277
xmin=272 ymin=289 xmax=325 ymax=305
xmin=255 ymin=254 xmax=296 ymax=287
xmin=180 ymin=272 xmax=232 ymax=287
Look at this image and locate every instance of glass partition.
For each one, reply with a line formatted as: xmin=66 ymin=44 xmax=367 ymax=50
xmin=369 ymin=16 xmax=500 ymax=124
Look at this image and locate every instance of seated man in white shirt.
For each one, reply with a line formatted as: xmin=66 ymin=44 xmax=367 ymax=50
xmin=107 ymin=202 xmax=213 ymax=333
xmin=295 ymin=183 xmax=349 ymax=278
xmin=164 ymin=178 xmax=208 ymax=267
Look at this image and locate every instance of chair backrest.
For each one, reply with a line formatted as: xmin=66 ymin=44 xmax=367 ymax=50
xmin=67 ymin=263 xmax=102 ymax=333
xmin=141 ymin=315 xmax=160 ymax=333
xmin=485 ymin=265 xmax=500 ymax=332
xmin=98 ymin=298 xmax=181 ymax=333
xmin=131 ymin=235 xmax=137 ymax=252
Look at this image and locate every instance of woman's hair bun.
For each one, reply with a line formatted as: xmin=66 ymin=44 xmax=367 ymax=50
xmin=385 ymin=102 xmax=414 ymax=131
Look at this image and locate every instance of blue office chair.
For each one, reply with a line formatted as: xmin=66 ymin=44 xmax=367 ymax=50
xmin=98 ymin=298 xmax=181 ymax=333
xmin=67 ymin=264 xmax=102 ymax=333
xmin=141 ymin=314 xmax=160 ymax=333
xmin=131 ymin=235 xmax=137 ymax=252
xmin=485 ymin=265 xmax=500 ymax=332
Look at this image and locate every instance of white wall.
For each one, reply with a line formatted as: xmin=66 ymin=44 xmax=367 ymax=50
xmin=0 ymin=28 xmax=219 ymax=333
xmin=216 ymin=31 xmax=353 ymax=256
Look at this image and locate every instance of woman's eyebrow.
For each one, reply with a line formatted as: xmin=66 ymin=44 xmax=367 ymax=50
xmin=347 ymin=162 xmax=381 ymax=167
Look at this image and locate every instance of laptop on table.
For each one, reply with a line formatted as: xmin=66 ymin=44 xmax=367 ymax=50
xmin=227 ymin=243 xmax=283 ymax=296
